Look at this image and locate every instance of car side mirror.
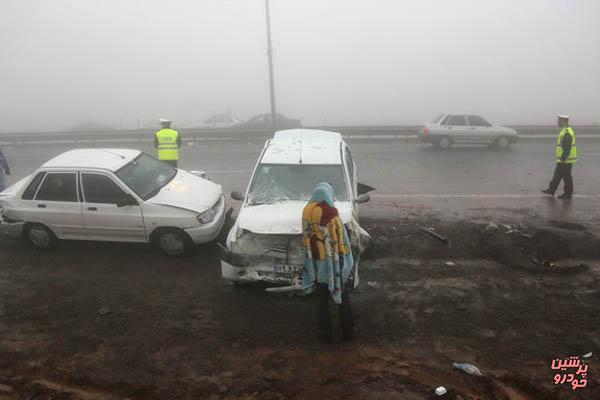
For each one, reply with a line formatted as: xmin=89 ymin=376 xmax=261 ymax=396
xmin=230 ymin=191 xmax=244 ymax=201
xmin=117 ymin=194 xmax=138 ymax=207
xmin=357 ymin=182 xmax=375 ymax=195
xmin=355 ymin=194 xmax=370 ymax=204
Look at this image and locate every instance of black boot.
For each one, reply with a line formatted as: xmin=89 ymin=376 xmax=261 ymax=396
xmin=541 ymin=189 xmax=554 ymax=196
xmin=558 ymin=193 xmax=572 ymax=199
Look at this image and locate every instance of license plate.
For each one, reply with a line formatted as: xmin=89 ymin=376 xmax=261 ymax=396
xmin=273 ymin=264 xmax=301 ymax=273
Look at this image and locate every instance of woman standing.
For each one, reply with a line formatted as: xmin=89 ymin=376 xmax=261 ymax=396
xmin=302 ymin=182 xmax=355 ymax=342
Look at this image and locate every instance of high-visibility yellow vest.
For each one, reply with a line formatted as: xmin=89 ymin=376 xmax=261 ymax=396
xmin=155 ymin=128 xmax=179 ymax=160
xmin=556 ymin=126 xmax=577 ymax=163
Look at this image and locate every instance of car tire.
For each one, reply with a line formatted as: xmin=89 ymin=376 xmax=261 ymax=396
xmin=23 ymin=223 xmax=56 ymax=250
xmin=496 ymin=136 xmax=510 ymax=150
xmin=153 ymin=228 xmax=193 ymax=257
xmin=438 ymin=136 xmax=452 ymax=150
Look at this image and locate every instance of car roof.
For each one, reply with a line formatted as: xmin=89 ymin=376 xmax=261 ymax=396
xmin=261 ymin=129 xmax=343 ymax=165
xmin=42 ymin=148 xmax=140 ymax=171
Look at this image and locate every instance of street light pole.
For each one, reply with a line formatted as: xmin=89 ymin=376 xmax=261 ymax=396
xmin=265 ymin=0 xmax=277 ymax=129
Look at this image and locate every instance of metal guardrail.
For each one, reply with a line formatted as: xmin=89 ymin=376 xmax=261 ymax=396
xmin=0 ymin=125 xmax=598 ymax=146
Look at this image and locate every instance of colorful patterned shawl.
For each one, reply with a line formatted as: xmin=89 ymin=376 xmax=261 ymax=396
xmin=301 ymin=182 xmax=354 ymax=304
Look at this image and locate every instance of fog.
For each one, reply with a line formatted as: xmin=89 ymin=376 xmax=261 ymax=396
xmin=1 ymin=0 xmax=599 ymax=132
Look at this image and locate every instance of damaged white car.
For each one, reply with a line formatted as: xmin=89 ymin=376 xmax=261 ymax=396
xmin=0 ymin=149 xmax=225 ymax=256
xmin=220 ymin=129 xmax=371 ymax=291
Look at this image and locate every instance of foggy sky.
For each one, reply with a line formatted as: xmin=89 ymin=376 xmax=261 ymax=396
xmin=1 ymin=0 xmax=599 ymax=132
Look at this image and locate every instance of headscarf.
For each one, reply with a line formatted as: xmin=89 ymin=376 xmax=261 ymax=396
xmin=301 ymin=182 xmax=354 ymax=304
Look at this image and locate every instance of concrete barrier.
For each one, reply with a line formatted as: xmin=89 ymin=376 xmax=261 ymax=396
xmin=0 ymin=125 xmax=598 ymax=146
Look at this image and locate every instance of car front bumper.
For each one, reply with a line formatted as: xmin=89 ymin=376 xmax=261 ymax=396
xmin=219 ymin=244 xmax=302 ymax=291
xmin=0 ymin=208 xmax=23 ymax=238
xmin=184 ymin=196 xmax=226 ymax=244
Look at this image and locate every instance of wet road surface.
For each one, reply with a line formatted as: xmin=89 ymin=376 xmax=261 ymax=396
xmin=3 ymin=140 xmax=600 ymax=230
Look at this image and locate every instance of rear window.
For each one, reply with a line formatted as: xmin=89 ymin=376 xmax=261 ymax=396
xmin=468 ymin=115 xmax=492 ymax=127
xmin=21 ymin=171 xmax=46 ymax=200
xmin=35 ymin=173 xmax=78 ymax=202
xmin=431 ymin=114 xmax=446 ymax=123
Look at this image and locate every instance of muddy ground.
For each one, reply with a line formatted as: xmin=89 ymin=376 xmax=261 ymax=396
xmin=0 ymin=215 xmax=599 ymax=400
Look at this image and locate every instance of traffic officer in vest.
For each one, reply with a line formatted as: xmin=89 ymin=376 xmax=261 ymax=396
xmin=542 ymin=114 xmax=577 ymax=199
xmin=154 ymin=118 xmax=181 ymax=168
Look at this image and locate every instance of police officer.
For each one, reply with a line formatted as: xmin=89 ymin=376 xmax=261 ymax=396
xmin=542 ymin=114 xmax=577 ymax=199
xmin=0 ymin=148 xmax=11 ymax=192
xmin=154 ymin=118 xmax=181 ymax=168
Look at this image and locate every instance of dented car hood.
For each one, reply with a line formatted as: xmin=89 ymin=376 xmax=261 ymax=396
xmin=147 ymin=169 xmax=222 ymax=213
xmin=237 ymin=201 xmax=353 ymax=234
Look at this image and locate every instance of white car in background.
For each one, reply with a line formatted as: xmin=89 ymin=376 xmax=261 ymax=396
xmin=220 ymin=129 xmax=371 ymax=291
xmin=419 ymin=113 xmax=518 ymax=149
xmin=0 ymin=149 xmax=225 ymax=256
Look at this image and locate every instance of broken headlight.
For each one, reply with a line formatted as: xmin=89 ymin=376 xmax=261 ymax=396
xmin=197 ymin=208 xmax=216 ymax=224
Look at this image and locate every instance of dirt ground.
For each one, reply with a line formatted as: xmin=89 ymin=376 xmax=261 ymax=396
xmin=0 ymin=214 xmax=599 ymax=400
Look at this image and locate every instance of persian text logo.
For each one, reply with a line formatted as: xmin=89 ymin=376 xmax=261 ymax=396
xmin=551 ymin=355 xmax=590 ymax=390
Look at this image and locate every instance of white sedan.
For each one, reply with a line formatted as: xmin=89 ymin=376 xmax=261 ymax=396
xmin=0 ymin=149 xmax=226 ymax=256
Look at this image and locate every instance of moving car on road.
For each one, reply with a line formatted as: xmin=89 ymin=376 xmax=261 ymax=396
xmin=221 ymin=129 xmax=371 ymax=291
xmin=0 ymin=149 xmax=225 ymax=256
xmin=419 ymin=113 xmax=518 ymax=149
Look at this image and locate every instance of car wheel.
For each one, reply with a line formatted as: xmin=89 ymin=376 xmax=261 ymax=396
xmin=496 ymin=136 xmax=510 ymax=150
xmin=23 ymin=223 xmax=56 ymax=249
xmin=154 ymin=228 xmax=192 ymax=257
xmin=438 ymin=136 xmax=452 ymax=149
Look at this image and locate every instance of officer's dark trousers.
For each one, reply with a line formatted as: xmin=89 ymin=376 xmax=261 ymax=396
xmin=164 ymin=160 xmax=178 ymax=168
xmin=548 ymin=162 xmax=573 ymax=196
xmin=317 ymin=283 xmax=355 ymax=341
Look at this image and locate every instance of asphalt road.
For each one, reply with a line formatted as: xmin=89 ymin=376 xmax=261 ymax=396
xmin=3 ymin=139 xmax=600 ymax=228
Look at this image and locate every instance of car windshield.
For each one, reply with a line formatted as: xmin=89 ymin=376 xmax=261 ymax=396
xmin=247 ymin=164 xmax=348 ymax=205
xmin=115 ymin=153 xmax=177 ymax=200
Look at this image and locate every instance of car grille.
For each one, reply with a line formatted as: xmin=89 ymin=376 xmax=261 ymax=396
xmin=258 ymin=235 xmax=303 ymax=264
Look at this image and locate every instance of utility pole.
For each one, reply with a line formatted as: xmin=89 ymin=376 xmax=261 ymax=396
xmin=265 ymin=0 xmax=277 ymax=129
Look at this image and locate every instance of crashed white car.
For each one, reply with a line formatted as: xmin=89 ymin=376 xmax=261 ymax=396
xmin=221 ymin=129 xmax=371 ymax=291
xmin=0 ymin=149 xmax=225 ymax=256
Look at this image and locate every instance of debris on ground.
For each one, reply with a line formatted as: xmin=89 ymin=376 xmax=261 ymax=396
xmin=583 ymin=352 xmax=593 ymax=358
xmin=97 ymin=306 xmax=111 ymax=316
xmin=452 ymin=362 xmax=483 ymax=376
xmin=485 ymin=220 xmax=533 ymax=238
xmin=420 ymin=227 xmax=449 ymax=244
xmin=366 ymin=281 xmax=379 ymax=288
xmin=435 ymin=386 xmax=447 ymax=396
xmin=445 ymin=261 xmax=456 ymax=267
xmin=486 ymin=221 xmax=499 ymax=231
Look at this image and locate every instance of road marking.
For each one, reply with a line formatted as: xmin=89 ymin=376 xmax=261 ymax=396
xmin=372 ymin=194 xmax=600 ymax=199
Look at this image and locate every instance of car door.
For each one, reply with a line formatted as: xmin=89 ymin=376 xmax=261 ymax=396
xmin=467 ymin=115 xmax=494 ymax=144
xmin=80 ymin=172 xmax=146 ymax=242
xmin=31 ymin=171 xmax=85 ymax=239
xmin=445 ymin=115 xmax=469 ymax=142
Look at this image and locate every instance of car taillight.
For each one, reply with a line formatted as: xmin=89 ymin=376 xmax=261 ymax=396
xmin=422 ymin=127 xmax=429 ymax=135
